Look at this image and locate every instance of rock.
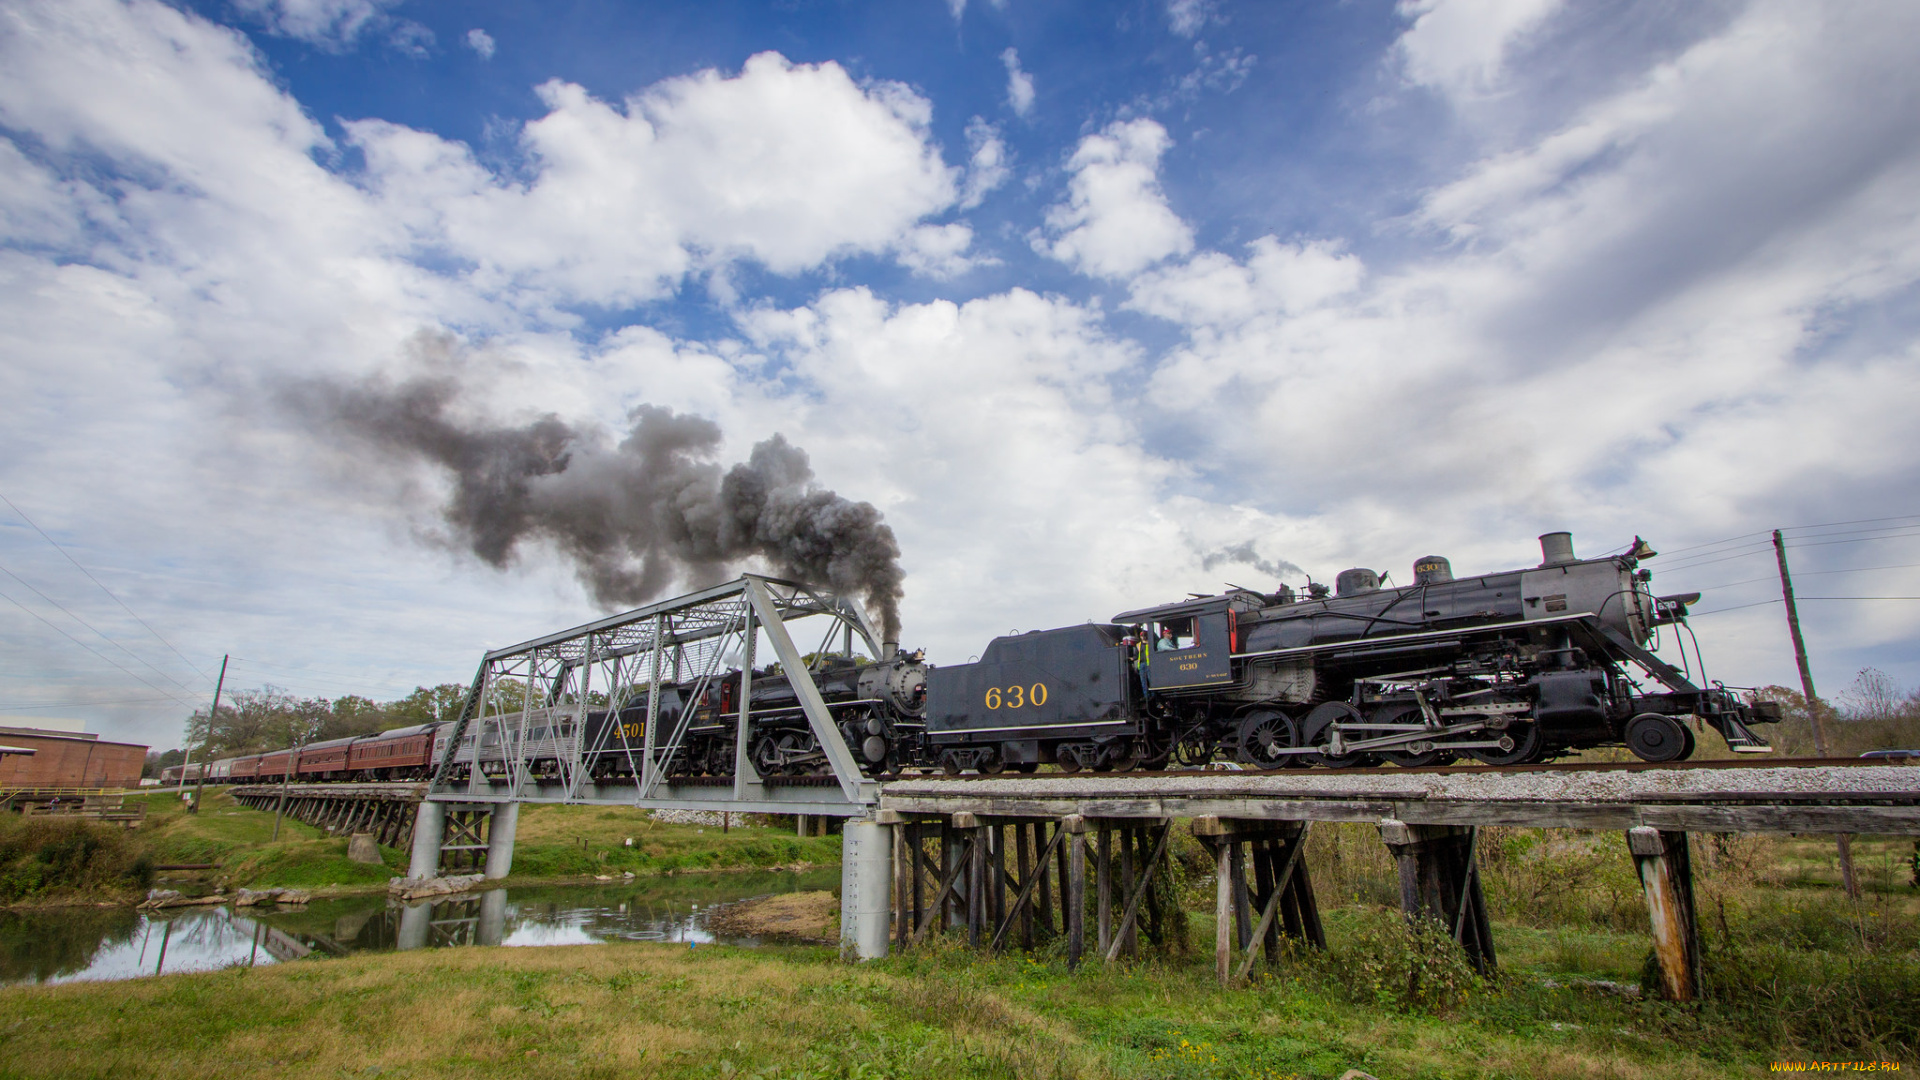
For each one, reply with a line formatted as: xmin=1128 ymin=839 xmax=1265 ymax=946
xmin=346 ymin=833 xmax=382 ymax=865
xmin=139 ymin=891 xmax=229 ymax=910
xmin=277 ymin=889 xmax=312 ymax=905
xmin=1338 ymin=1072 xmax=1382 ymax=1080
xmin=388 ymin=874 xmax=485 ymax=901
xmin=234 ymin=888 xmax=277 ymax=907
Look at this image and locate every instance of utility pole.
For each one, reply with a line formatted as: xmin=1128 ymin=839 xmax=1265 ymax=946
xmin=272 ymin=719 xmax=310 ymax=842
xmin=1773 ymin=529 xmax=1859 ymax=898
xmin=176 ymin=654 xmax=228 ymax=814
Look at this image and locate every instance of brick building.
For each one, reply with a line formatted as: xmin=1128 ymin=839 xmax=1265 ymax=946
xmin=0 ymin=724 xmax=147 ymax=789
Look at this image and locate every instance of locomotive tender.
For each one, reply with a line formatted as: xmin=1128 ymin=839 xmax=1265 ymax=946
xmin=192 ymin=530 xmax=1776 ymax=784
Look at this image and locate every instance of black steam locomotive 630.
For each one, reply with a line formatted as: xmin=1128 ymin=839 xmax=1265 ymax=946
xmin=205 ymin=530 xmax=1771 ymax=786
xmin=916 ymin=531 xmax=1777 ymax=772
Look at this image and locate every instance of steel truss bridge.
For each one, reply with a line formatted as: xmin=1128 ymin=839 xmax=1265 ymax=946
xmin=427 ymin=574 xmax=882 ymax=817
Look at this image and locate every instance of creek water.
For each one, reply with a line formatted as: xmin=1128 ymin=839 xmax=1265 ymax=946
xmin=0 ymin=867 xmax=840 ymax=987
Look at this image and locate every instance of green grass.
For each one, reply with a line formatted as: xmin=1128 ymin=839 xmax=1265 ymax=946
xmin=116 ymin=790 xmax=844 ymax=896
xmin=3 ymin=807 xmax=1916 ymax=1075
xmin=0 ymin=927 xmax=1880 ymax=1080
xmin=125 ymin=790 xmax=405 ymax=894
xmin=504 ymin=804 xmax=843 ymax=879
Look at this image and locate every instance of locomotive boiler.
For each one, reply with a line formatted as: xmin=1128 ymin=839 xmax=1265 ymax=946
xmin=920 ymin=532 xmax=1778 ymax=772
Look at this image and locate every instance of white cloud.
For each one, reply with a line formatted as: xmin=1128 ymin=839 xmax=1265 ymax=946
xmin=959 ymin=116 xmax=1010 ymax=209
xmin=231 ymin=0 xmax=401 ymax=49
xmin=894 ymin=222 xmax=979 ymax=278
xmin=736 ymin=287 xmax=1290 ymax=642
xmin=465 ymin=28 xmax=495 ymax=60
xmin=3 ymin=0 xmax=1920 ymax=744
xmin=1038 ymin=118 xmax=1192 ymax=278
xmin=348 ymin=52 xmax=961 ymax=307
xmin=387 ymin=20 xmax=433 ymax=58
xmin=1395 ymin=0 xmax=1564 ymax=98
xmin=1167 ymin=0 xmax=1217 ymax=38
xmin=1128 ymin=238 xmax=1365 ymax=327
xmin=1000 ymin=48 xmax=1035 ymax=117
xmin=1129 ymin=0 xmax=1920 ymax=685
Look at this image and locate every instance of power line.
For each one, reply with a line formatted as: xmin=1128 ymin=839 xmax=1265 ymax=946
xmin=0 ymin=584 xmax=202 ymax=710
xmin=1690 ymin=596 xmax=1920 ymax=616
xmin=0 ymin=696 xmax=181 ymax=710
xmin=225 ymin=655 xmax=429 ymax=686
xmin=0 ymin=558 xmax=205 ymax=697
xmin=0 ymin=492 xmax=212 ymax=683
xmin=1659 ymin=530 xmax=1920 ymax=574
xmin=1656 ymin=515 xmax=1920 ymax=560
xmin=1679 ymin=562 xmax=1920 ymax=594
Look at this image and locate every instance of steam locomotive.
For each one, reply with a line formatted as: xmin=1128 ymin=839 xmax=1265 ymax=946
xmin=918 ymin=531 xmax=1777 ymax=772
xmin=186 ymin=530 xmax=1775 ymax=785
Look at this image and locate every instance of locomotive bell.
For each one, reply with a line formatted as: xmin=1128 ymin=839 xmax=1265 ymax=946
xmin=1335 ymin=568 xmax=1379 ymax=596
xmin=1539 ymin=531 xmax=1577 ymax=566
xmin=1413 ymin=555 xmax=1453 ymax=584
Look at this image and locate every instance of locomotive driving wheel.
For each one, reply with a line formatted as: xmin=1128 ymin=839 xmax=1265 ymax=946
xmin=1300 ymin=702 xmax=1376 ymax=768
xmin=1465 ymin=720 xmax=1544 ymax=765
xmin=750 ymin=734 xmax=786 ymax=778
xmin=1236 ymin=710 xmax=1300 ymax=768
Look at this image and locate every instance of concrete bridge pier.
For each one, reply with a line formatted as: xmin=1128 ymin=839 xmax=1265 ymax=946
xmin=407 ymin=799 xmax=447 ymax=880
xmin=483 ymin=802 xmax=519 ymax=880
xmin=840 ymin=820 xmax=892 ymax=960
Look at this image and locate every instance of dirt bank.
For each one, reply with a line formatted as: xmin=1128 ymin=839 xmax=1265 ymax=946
xmin=705 ymin=890 xmax=838 ymax=942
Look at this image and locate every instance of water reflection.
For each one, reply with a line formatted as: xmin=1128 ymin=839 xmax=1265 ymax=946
xmin=0 ymin=867 xmax=838 ymax=987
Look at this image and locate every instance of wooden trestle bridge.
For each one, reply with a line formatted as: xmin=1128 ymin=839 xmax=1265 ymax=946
xmin=874 ymin=759 xmax=1920 ymax=1001
xmin=229 ymin=757 xmax=1920 ymax=1003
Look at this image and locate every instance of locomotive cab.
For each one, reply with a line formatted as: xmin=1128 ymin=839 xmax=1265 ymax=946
xmin=1113 ymin=596 xmax=1243 ymax=692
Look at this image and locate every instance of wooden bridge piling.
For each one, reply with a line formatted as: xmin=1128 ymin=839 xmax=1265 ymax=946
xmin=1628 ymin=826 xmax=1702 ymax=1001
xmin=1378 ymin=820 xmax=1496 ymax=975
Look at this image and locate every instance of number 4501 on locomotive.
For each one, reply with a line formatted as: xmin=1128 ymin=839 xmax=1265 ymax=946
xmin=920 ymin=531 xmax=1780 ymax=773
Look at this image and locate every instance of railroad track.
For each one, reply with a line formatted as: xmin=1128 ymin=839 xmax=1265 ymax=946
xmin=871 ymin=755 xmax=1914 ymax=783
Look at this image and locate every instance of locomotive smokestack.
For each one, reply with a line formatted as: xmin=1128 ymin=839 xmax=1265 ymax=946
xmin=1539 ymin=532 xmax=1576 ymax=566
xmin=883 ymin=639 xmax=899 ymax=660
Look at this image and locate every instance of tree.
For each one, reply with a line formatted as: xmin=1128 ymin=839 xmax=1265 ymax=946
xmin=384 ymin=683 xmax=470 ymax=728
xmin=142 ymin=748 xmax=185 ymax=778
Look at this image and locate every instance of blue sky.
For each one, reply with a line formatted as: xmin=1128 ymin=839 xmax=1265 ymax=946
xmin=2 ymin=0 xmax=1918 ymax=749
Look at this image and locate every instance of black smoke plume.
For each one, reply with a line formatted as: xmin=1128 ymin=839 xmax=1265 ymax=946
xmin=285 ymin=363 xmax=905 ymax=641
xmin=1201 ymin=541 xmax=1302 ymax=583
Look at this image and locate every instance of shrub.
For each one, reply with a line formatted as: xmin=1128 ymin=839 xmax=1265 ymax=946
xmin=0 ymin=818 xmax=146 ymax=902
xmin=1317 ymin=908 xmax=1483 ymax=1014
